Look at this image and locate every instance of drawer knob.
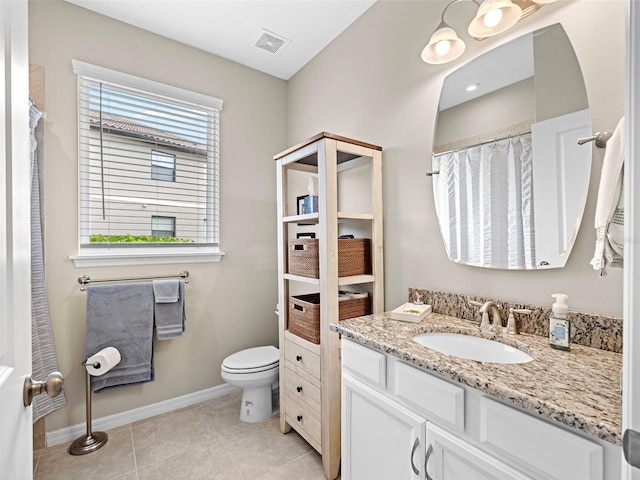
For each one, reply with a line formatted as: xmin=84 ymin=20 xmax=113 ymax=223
xmin=297 ymin=415 xmax=303 ymax=422
xmin=296 ymin=355 xmax=302 ymax=362
xmin=296 ymin=386 xmax=303 ymax=393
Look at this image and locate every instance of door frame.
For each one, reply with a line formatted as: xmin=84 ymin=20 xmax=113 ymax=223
xmin=623 ymin=0 xmax=640 ymax=478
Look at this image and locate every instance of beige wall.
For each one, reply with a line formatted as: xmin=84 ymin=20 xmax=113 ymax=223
xmin=287 ymin=0 xmax=625 ymax=317
xmin=29 ymin=1 xmax=287 ymax=432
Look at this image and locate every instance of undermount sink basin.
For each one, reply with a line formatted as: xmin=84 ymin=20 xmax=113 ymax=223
xmin=413 ymin=333 xmax=534 ymax=364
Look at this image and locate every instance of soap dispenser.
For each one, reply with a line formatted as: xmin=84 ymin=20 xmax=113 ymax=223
xmin=549 ymin=293 xmax=570 ymax=351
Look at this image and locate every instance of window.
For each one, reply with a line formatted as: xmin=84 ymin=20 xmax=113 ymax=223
xmin=151 ymin=216 xmax=176 ymax=238
xmin=71 ymin=60 xmax=224 ymax=266
xmin=151 ymin=150 xmax=176 ymax=182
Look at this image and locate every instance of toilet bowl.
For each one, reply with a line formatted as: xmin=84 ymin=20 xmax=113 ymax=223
xmin=221 ymin=345 xmax=279 ymax=423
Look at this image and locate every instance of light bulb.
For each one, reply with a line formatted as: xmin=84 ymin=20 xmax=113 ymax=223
xmin=483 ymin=8 xmax=503 ymax=28
xmin=435 ymin=40 xmax=451 ymax=56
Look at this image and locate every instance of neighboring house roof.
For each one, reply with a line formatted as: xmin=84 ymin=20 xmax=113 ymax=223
xmin=88 ymin=109 xmax=206 ymax=154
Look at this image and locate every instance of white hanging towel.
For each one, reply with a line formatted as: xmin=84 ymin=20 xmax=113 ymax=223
xmin=590 ymin=117 xmax=625 ymax=276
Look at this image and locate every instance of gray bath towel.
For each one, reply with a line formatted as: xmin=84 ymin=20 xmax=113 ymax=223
xmin=153 ymin=279 xmax=186 ymax=340
xmin=86 ymin=283 xmax=155 ymax=392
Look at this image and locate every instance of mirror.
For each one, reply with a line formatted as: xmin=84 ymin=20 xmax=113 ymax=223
xmin=432 ymin=24 xmax=591 ymax=270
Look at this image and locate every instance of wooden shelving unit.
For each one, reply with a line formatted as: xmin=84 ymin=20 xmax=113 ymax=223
xmin=274 ymin=133 xmax=384 ymax=479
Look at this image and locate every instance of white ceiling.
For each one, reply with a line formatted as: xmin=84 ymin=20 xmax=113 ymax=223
xmin=65 ymin=0 xmax=377 ymax=80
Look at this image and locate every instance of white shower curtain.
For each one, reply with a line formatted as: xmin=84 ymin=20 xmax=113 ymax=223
xmin=30 ymin=102 xmax=67 ymax=421
xmin=433 ymin=135 xmax=535 ymax=269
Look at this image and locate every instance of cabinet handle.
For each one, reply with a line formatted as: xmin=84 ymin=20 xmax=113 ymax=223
xmin=297 ymin=415 xmax=303 ymax=422
xmin=296 ymin=355 xmax=302 ymax=362
xmin=296 ymin=386 xmax=303 ymax=393
xmin=425 ymin=444 xmax=434 ymax=480
xmin=410 ymin=437 xmax=420 ymax=475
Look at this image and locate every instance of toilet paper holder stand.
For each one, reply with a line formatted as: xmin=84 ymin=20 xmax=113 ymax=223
xmin=68 ymin=359 xmax=108 ymax=455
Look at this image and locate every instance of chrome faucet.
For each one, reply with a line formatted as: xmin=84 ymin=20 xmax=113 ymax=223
xmin=479 ymin=301 xmax=502 ymax=332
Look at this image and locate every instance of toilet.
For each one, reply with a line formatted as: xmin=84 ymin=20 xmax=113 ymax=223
xmin=221 ymin=345 xmax=279 ymax=423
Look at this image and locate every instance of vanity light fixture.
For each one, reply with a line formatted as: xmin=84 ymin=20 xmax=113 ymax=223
xmin=422 ymin=0 xmax=547 ymax=65
xmin=468 ymin=0 xmax=522 ymax=38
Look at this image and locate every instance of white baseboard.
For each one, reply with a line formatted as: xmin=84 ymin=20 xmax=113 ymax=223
xmin=46 ymin=383 xmax=240 ymax=447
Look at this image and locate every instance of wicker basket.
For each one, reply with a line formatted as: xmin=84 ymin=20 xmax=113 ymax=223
xmin=288 ymin=293 xmax=371 ymax=344
xmin=288 ymin=238 xmax=371 ymax=279
xmin=288 ymin=239 xmax=320 ymax=278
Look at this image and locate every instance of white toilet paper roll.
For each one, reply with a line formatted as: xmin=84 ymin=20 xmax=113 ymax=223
xmin=85 ymin=347 xmax=121 ymax=377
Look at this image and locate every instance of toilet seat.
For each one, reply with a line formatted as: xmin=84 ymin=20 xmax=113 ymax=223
xmin=222 ymin=346 xmax=279 ymax=374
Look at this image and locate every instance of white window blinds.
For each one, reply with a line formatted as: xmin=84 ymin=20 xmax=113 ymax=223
xmin=73 ymin=61 xmax=223 ymax=253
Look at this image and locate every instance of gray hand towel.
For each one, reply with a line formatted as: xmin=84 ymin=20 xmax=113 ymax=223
xmin=85 ymin=283 xmax=155 ymax=392
xmin=153 ymin=279 xmax=186 ymax=340
xmin=153 ymin=279 xmax=179 ymax=303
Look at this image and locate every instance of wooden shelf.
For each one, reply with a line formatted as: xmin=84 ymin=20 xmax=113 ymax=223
xmin=284 ymin=274 xmax=374 ymax=285
xmin=282 ymin=212 xmax=373 ymax=224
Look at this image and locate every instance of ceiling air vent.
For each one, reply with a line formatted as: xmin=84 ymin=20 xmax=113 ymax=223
xmin=254 ymin=29 xmax=290 ymax=55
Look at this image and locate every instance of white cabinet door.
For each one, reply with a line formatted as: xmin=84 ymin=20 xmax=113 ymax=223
xmin=426 ymin=423 xmax=533 ymax=480
xmin=342 ymin=372 xmax=426 ymax=480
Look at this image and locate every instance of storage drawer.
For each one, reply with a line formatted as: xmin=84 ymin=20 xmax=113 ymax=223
xmin=283 ymin=339 xmax=321 ymax=380
xmin=479 ymin=397 xmax=603 ymax=480
xmin=285 ymin=367 xmax=321 ymax=413
xmin=341 ymin=339 xmax=386 ymax=388
xmin=392 ymin=361 xmax=464 ymax=431
xmin=286 ymin=393 xmax=322 ymax=451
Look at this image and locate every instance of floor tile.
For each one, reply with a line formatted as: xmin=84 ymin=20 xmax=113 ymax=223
xmin=137 ymin=437 xmax=241 ymax=480
xmin=34 ymin=427 xmax=136 ymax=480
xmin=258 ymin=450 xmax=327 ymax=480
xmin=223 ymin=417 xmax=314 ymax=478
xmin=132 ymin=406 xmax=220 ymax=468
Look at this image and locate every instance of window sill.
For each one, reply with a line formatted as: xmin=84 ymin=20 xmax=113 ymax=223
xmin=70 ymin=250 xmax=225 ymax=268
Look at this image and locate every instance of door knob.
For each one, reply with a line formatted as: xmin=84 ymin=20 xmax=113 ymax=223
xmin=624 ymin=429 xmax=640 ymax=469
xmin=23 ymin=371 xmax=64 ymax=407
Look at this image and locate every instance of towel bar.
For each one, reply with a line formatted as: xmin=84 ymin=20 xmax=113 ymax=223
xmin=77 ymin=271 xmax=189 ymax=291
xmin=577 ymin=131 xmax=612 ymax=148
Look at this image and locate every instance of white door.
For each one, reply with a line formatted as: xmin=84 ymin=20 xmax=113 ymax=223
xmin=0 ymin=0 xmax=34 ymax=478
xmin=425 ymin=423 xmax=533 ymax=480
xmin=623 ymin=1 xmax=640 ymax=478
xmin=342 ymin=372 xmax=426 ymax=480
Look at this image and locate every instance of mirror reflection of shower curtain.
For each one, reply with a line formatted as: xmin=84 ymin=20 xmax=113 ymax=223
xmin=433 ymin=135 xmax=535 ymax=269
xmin=30 ymin=102 xmax=67 ymax=421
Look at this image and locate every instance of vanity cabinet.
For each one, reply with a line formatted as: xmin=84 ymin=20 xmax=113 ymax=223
xmin=274 ymin=133 xmax=384 ymax=480
xmin=341 ymin=339 xmax=612 ymax=480
xmin=343 ymin=374 xmax=426 ymax=479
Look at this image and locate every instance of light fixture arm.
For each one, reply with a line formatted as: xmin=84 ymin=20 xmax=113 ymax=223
xmin=439 ymin=0 xmax=480 ymax=23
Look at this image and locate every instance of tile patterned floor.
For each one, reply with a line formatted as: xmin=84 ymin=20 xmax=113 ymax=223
xmin=33 ymin=391 xmax=328 ymax=480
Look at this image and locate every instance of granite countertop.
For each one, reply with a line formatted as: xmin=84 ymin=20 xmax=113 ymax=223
xmin=331 ymin=311 xmax=622 ymax=446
